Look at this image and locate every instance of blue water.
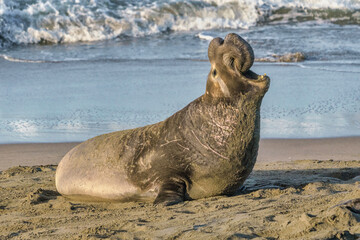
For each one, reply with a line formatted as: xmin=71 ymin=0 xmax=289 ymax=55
xmin=1 ymin=0 xmax=360 ymax=143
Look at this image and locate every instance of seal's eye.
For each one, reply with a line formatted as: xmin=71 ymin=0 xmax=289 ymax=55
xmin=212 ymin=69 xmax=217 ymax=77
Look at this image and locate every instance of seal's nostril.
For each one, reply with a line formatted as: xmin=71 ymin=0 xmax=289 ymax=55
xmin=230 ymin=58 xmax=235 ymax=69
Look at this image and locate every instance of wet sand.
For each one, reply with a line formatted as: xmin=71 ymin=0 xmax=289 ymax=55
xmin=1 ymin=137 xmax=360 ymax=171
xmin=0 ymin=138 xmax=359 ymax=239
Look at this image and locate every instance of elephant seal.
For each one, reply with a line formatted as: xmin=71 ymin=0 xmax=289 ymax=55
xmin=56 ymin=33 xmax=270 ymax=205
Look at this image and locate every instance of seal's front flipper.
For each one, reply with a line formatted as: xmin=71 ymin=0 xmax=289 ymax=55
xmin=154 ymin=178 xmax=186 ymax=206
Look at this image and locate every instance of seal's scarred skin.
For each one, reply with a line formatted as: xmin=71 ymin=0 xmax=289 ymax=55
xmin=55 ymin=33 xmax=270 ymax=205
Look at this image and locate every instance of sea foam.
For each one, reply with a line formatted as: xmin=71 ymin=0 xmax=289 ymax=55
xmin=0 ymin=0 xmax=359 ymax=46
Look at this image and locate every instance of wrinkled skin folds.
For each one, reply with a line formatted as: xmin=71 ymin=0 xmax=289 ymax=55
xmin=56 ymin=33 xmax=270 ymax=205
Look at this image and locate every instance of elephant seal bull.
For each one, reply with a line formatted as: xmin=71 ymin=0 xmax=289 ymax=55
xmin=55 ymin=33 xmax=270 ymax=205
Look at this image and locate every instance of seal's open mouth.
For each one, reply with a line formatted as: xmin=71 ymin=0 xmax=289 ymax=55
xmin=241 ymin=70 xmax=269 ymax=82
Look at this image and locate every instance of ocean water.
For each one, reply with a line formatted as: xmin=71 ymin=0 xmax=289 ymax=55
xmin=0 ymin=0 xmax=360 ymax=143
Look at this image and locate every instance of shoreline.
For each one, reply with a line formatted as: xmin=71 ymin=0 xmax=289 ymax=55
xmin=1 ymin=137 xmax=359 ymax=171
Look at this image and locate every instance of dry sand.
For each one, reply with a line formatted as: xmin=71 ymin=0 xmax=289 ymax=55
xmin=0 ymin=138 xmax=359 ymax=239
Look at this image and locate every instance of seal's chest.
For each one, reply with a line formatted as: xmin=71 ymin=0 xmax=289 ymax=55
xmin=187 ymin=161 xmax=244 ymax=199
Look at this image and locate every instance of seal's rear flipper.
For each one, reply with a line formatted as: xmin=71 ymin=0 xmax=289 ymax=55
xmin=153 ymin=178 xmax=186 ymax=206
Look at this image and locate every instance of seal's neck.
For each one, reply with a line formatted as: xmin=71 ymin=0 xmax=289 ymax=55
xmin=183 ymin=93 xmax=263 ymax=160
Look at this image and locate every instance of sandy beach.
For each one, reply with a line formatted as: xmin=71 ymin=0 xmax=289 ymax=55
xmin=0 ymin=138 xmax=359 ymax=239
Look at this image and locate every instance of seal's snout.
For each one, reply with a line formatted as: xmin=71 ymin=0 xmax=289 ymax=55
xmin=223 ymin=33 xmax=254 ymax=74
xmin=208 ymin=33 xmax=254 ymax=74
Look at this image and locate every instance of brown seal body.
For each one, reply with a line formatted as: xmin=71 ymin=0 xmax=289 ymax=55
xmin=56 ymin=33 xmax=270 ymax=205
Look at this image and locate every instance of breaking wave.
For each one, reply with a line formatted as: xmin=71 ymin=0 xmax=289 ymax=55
xmin=0 ymin=54 xmax=46 ymax=63
xmin=0 ymin=0 xmax=359 ymax=46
